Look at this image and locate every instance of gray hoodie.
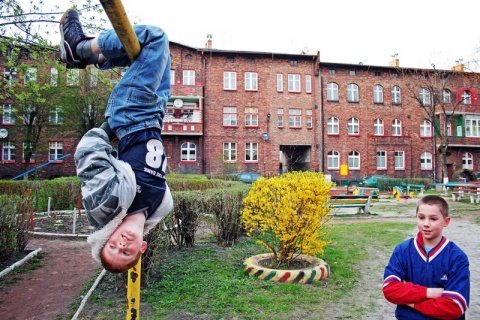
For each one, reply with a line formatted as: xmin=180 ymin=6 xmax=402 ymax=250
xmin=75 ymin=128 xmax=173 ymax=263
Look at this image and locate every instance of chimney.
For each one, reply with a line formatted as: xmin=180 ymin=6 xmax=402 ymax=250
xmin=452 ymin=59 xmax=464 ymax=72
xmin=205 ymin=34 xmax=212 ymax=49
xmin=389 ymin=53 xmax=399 ymax=67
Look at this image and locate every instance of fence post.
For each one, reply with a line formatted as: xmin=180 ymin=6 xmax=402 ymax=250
xmin=126 ymin=257 xmax=141 ymax=320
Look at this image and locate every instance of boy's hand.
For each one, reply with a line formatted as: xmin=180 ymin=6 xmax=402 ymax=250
xmin=426 ymin=288 xmax=444 ymax=298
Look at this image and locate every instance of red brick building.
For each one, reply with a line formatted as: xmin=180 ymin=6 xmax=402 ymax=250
xmin=2 ymin=40 xmax=480 ymax=183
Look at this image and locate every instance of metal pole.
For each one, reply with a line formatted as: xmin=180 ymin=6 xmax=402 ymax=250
xmin=126 ymin=258 xmax=141 ymax=320
xmin=98 ymin=0 xmax=141 ymax=61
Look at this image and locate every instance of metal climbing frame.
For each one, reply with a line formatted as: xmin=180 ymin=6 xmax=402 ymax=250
xmin=97 ymin=1 xmax=141 ymax=319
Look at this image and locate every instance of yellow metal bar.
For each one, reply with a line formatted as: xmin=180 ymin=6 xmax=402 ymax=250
xmin=126 ymin=257 xmax=141 ymax=320
xmin=98 ymin=0 xmax=141 ymax=61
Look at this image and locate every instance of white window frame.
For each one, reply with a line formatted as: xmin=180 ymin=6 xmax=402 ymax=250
xmin=462 ymin=152 xmax=473 ymax=170
xmin=49 ymin=142 xmax=63 ymax=161
xmin=461 ymin=90 xmax=471 ymax=105
xmin=348 ymin=118 xmax=359 ymax=135
xmin=419 ymin=88 xmax=431 ymax=106
xmin=223 ymin=142 xmax=237 ymax=161
xmin=374 ymin=118 xmax=384 ymax=135
xmin=277 ymin=74 xmax=283 ymax=92
xmin=244 ymin=107 xmax=258 ymax=127
xmin=376 ymin=151 xmax=387 ymax=169
xmin=3 ymin=104 xmax=14 ymax=124
xmin=181 ymin=142 xmax=196 ymax=161
xmin=391 ymin=86 xmax=401 ymax=104
xmin=327 ymin=151 xmax=340 ymax=169
xmin=288 ymin=109 xmax=301 ymax=128
xmin=327 ymin=117 xmax=339 ymax=135
xmin=420 ymin=120 xmax=432 ymax=137
xmin=394 ymin=151 xmax=405 ymax=170
xmin=50 ymin=68 xmax=58 ymax=87
xmin=442 ymin=89 xmax=451 ymax=103
xmin=66 ymin=69 xmax=79 ymax=86
xmin=277 ymin=109 xmax=284 ymax=127
xmin=348 ymin=151 xmax=360 ymax=170
xmin=183 ymin=70 xmax=195 ymax=86
xmin=327 ymin=82 xmax=339 ymax=101
xmin=373 ymin=85 xmax=384 ymax=103
xmin=465 ymin=116 xmax=480 ymax=137
xmin=24 ymin=67 xmax=37 ymax=85
xmin=420 ymin=152 xmax=432 ymax=170
xmin=392 ymin=119 xmax=402 ymax=136
xmin=305 ymin=75 xmax=312 ymax=93
xmin=22 ymin=142 xmax=35 ymax=163
xmin=50 ymin=107 xmax=63 ymax=124
xmin=245 ymin=142 xmax=258 ymax=162
xmin=4 ymin=67 xmax=17 ymax=85
xmin=223 ymin=72 xmax=237 ymax=90
xmin=347 ymin=83 xmax=359 ymax=102
xmin=287 ymin=74 xmax=301 ymax=92
xmin=2 ymin=141 xmax=15 ymax=162
xmin=306 ymin=109 xmax=313 ymax=128
xmin=223 ymin=107 xmax=237 ymax=126
xmin=245 ymin=72 xmax=258 ymax=91
xmin=170 ymin=70 xmax=175 ymax=85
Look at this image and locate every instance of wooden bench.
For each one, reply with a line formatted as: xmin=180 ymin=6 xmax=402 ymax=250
xmin=449 ymin=184 xmax=480 ymax=203
xmin=329 ymin=195 xmax=373 ymax=214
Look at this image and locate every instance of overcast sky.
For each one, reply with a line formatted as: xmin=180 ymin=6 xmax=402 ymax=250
xmin=57 ymin=0 xmax=480 ymax=70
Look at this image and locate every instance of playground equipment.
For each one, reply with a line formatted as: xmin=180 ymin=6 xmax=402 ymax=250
xmin=96 ymin=1 xmax=142 ymax=319
xmin=10 ymin=153 xmax=71 ymax=180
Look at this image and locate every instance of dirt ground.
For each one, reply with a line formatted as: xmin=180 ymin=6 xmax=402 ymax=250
xmin=0 ymin=199 xmax=478 ymax=319
xmin=0 ymin=215 xmax=100 ymax=320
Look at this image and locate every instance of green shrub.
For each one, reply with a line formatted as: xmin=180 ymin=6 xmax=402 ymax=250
xmin=0 ymin=194 xmax=33 ymax=263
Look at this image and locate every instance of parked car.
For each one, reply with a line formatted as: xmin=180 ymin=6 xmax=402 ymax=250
xmin=229 ymin=172 xmax=262 ymax=184
xmin=359 ymin=175 xmax=389 ymax=188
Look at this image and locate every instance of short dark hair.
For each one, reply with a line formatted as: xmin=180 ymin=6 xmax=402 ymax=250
xmin=100 ymin=249 xmax=142 ymax=273
xmin=416 ymin=195 xmax=449 ymax=218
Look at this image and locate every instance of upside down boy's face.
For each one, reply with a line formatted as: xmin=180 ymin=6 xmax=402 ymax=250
xmin=102 ymin=219 xmax=147 ymax=267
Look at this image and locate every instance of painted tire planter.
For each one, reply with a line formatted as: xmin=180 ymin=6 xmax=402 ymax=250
xmin=244 ymin=253 xmax=330 ymax=284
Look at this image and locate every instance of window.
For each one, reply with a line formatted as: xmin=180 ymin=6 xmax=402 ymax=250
xmin=290 ymin=60 xmax=298 ymax=66
xmin=277 ymin=109 xmax=284 ymax=127
xmin=392 ymin=72 xmax=399 ymax=78
xmin=170 ymin=70 xmax=175 ymax=85
xmin=183 ymin=70 xmax=195 ymax=85
xmin=223 ymin=142 xmax=237 ymax=161
xmin=349 ymin=70 xmax=356 ymax=76
xmin=4 ymin=68 xmax=17 ymax=85
xmin=23 ymin=106 xmax=36 ymax=125
xmin=392 ymin=119 xmax=402 ymax=136
xmin=462 ymin=152 xmax=473 ymax=170
xmin=3 ymin=104 xmax=14 ymax=124
xmin=420 ymin=152 xmax=432 ymax=170
xmin=445 ymin=121 xmax=453 ymax=136
xmin=223 ymin=107 xmax=237 ymax=126
xmin=347 ymin=83 xmax=359 ymax=102
xmin=276 ymin=74 xmax=283 ymax=92
xmin=391 ymin=86 xmax=401 ymax=104
xmin=373 ymin=85 xmax=383 ymax=103
xmin=246 ymin=57 xmax=255 ymax=63
xmin=245 ymin=107 xmax=258 ymax=127
xmin=50 ymin=68 xmax=58 ymax=86
xmin=327 ymin=151 xmax=340 ymax=169
xmin=327 ymin=117 xmax=339 ymax=135
xmin=288 ymin=74 xmax=301 ymax=92
xmin=328 ymin=69 xmax=336 ymax=75
xmin=50 ymin=107 xmax=63 ymax=124
xmin=348 ymin=151 xmax=360 ymax=169
xmin=461 ymin=90 xmax=471 ymax=105
xmin=181 ymin=142 xmax=196 ymax=161
xmin=245 ymin=143 xmax=258 ymax=161
xmin=306 ymin=109 xmax=313 ymax=128
xmin=288 ymin=109 xmax=301 ymax=127
xmin=23 ymin=142 xmax=35 ymax=163
xmin=420 ymin=120 xmax=432 ymax=137
xmin=66 ymin=69 xmax=79 ymax=86
xmin=419 ymin=88 xmax=431 ymax=105
xmin=24 ymin=67 xmax=37 ymax=84
xmin=442 ymin=89 xmax=451 ymax=103
xmin=2 ymin=141 xmax=15 ymax=162
xmin=374 ymin=119 xmax=384 ymax=135
xmin=465 ymin=116 xmax=480 ymax=137
xmin=395 ymin=151 xmax=405 ymax=170
xmin=348 ymin=118 xmax=359 ymax=135
xmin=376 ymin=151 xmax=387 ymax=169
xmin=49 ymin=142 xmax=63 ymax=161
xmin=375 ymin=71 xmax=382 ymax=77
xmin=245 ymin=72 xmax=258 ymax=91
xmin=226 ymin=57 xmax=234 ymax=63
xmin=327 ymin=82 xmax=339 ymax=101
xmin=305 ymin=75 xmax=312 ymax=93
xmin=223 ymin=72 xmax=236 ymax=90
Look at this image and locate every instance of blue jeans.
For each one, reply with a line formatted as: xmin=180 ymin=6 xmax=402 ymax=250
xmin=97 ymin=25 xmax=171 ymax=140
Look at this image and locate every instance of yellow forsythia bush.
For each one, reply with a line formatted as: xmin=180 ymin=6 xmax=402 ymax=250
xmin=241 ymin=171 xmax=333 ymax=267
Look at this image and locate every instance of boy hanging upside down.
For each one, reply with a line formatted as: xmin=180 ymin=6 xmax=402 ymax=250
xmin=59 ymin=8 xmax=173 ymax=273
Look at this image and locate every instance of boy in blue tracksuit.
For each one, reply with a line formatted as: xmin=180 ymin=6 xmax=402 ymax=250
xmin=383 ymin=195 xmax=470 ymax=319
xmin=59 ymin=8 xmax=173 ymax=273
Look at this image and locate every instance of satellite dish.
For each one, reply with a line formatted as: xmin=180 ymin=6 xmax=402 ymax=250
xmin=173 ymin=99 xmax=184 ymax=108
xmin=0 ymin=129 xmax=8 ymax=138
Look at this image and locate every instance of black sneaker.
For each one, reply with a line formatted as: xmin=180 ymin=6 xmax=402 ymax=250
xmin=59 ymin=8 xmax=93 ymax=69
